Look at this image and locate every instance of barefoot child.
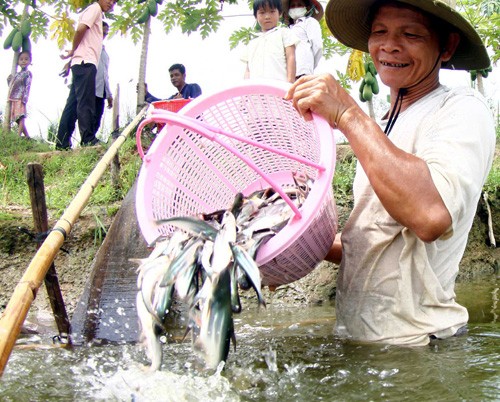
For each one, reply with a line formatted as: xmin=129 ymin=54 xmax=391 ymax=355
xmin=7 ymin=51 xmax=32 ymax=138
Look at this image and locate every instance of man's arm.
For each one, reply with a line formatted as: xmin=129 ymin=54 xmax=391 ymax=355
xmin=325 ymin=233 xmax=342 ymax=264
xmin=61 ymin=23 xmax=89 ymax=60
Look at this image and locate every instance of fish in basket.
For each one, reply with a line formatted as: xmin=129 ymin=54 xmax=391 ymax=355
xmin=134 ymin=81 xmax=338 ymax=370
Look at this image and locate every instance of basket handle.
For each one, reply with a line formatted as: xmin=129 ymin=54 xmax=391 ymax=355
xmin=135 ymin=110 xmax=326 ymax=219
xmin=136 ymin=117 xmax=155 ymax=161
xmin=150 ymin=109 xmax=326 ymax=172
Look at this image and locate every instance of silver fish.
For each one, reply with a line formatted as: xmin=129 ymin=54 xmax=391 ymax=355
xmin=160 ymin=237 xmax=203 ymax=288
xmin=153 ymin=283 xmax=175 ymax=326
xmin=211 ymin=211 xmax=237 ymax=275
xmin=230 ymin=262 xmax=242 ymax=313
xmin=229 ymin=242 xmax=266 ymax=307
xmin=138 ymin=255 xmax=172 ymax=320
xmin=136 ymin=291 xmax=163 ymax=371
xmin=195 ymin=269 xmax=236 ymax=370
xmin=156 ymin=216 xmax=218 ymax=241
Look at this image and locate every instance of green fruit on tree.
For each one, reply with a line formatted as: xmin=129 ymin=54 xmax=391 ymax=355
xmin=3 ymin=28 xmax=18 ymax=49
xmin=364 ymin=71 xmax=374 ymax=85
xmin=20 ymin=19 xmax=32 ymax=38
xmin=371 ymin=77 xmax=379 ymax=94
xmin=137 ymin=7 xmax=150 ymax=23
xmin=362 ymin=84 xmax=373 ymax=102
xmin=359 ymin=79 xmax=366 ymax=94
xmin=11 ymin=30 xmax=24 ymax=52
xmin=148 ymin=0 xmax=158 ymax=16
xmin=368 ymin=61 xmax=377 ymax=76
xmin=470 ymin=70 xmax=477 ymax=81
xmin=22 ymin=36 xmax=31 ymax=53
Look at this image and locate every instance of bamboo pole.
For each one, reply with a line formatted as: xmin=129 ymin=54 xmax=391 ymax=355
xmin=0 ymin=106 xmax=147 ymax=376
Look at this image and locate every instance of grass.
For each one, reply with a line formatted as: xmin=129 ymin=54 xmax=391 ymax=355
xmin=0 ymin=129 xmax=142 ymax=214
xmin=0 ymin=125 xmax=498 ymax=220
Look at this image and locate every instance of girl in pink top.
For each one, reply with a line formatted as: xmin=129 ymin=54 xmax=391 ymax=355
xmin=7 ymin=51 xmax=32 ymax=138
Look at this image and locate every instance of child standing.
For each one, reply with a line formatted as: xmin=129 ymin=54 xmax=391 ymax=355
xmin=283 ymin=0 xmax=323 ymax=79
xmin=242 ymin=0 xmax=299 ymax=83
xmin=7 ymin=51 xmax=32 ymax=138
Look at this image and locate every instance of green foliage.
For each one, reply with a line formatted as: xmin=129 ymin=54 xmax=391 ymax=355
xmin=459 ymin=0 xmax=500 ymax=64
xmin=0 ymin=129 xmax=142 ymax=214
xmin=321 ymin=35 xmax=351 ymax=60
xmin=229 ymin=26 xmax=257 ymax=49
xmin=334 ymin=70 xmax=352 ymax=92
xmin=93 ymin=212 xmax=108 ymax=246
xmin=484 ymin=159 xmax=499 ymax=196
xmin=483 ymin=124 xmax=500 ymax=195
xmin=333 ymin=153 xmax=356 ymax=208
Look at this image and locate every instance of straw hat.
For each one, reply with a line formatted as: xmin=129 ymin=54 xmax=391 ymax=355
xmin=325 ymin=0 xmax=490 ymax=70
xmin=282 ymin=0 xmax=325 ymax=22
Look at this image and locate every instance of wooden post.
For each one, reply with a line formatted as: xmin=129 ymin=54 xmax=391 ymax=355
xmin=26 ymin=163 xmax=71 ymax=341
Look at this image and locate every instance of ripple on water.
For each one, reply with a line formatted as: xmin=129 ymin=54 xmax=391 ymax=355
xmin=0 ymin=293 xmax=498 ymax=401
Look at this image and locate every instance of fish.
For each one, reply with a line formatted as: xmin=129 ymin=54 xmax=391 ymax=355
xmin=229 ymin=242 xmax=266 ymax=307
xmin=229 ymin=262 xmax=242 ymax=313
xmin=136 ymin=291 xmax=163 ymax=371
xmin=156 ymin=216 xmax=219 ymax=241
xmin=137 ymin=255 xmax=172 ymax=321
xmin=195 ymin=269 xmax=236 ymax=370
xmin=136 ymin=178 xmax=314 ymax=370
xmin=211 ymin=211 xmax=237 ymax=274
xmin=160 ymin=237 xmax=203 ymax=288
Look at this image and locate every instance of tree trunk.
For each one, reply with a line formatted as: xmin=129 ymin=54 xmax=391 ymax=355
xmin=2 ymin=56 xmax=18 ymax=133
xmin=476 ymin=74 xmax=485 ymax=96
xmin=136 ymin=17 xmax=151 ymax=114
xmin=367 ymin=99 xmax=375 ymax=119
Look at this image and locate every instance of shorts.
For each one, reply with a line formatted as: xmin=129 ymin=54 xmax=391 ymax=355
xmin=10 ymin=100 xmax=27 ymax=123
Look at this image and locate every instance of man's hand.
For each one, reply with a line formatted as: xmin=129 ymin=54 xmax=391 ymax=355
xmin=60 ymin=49 xmax=74 ymax=60
xmin=107 ymin=97 xmax=113 ymax=108
xmin=59 ymin=62 xmax=71 ymax=77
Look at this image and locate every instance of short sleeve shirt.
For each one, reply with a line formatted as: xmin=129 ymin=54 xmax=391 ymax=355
xmin=241 ymin=27 xmax=299 ymax=81
xmin=290 ymin=17 xmax=323 ymax=76
xmin=71 ymin=2 xmax=103 ymax=67
xmin=336 ymin=86 xmax=496 ymax=346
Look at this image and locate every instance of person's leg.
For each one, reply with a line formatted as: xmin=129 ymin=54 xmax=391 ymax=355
xmin=94 ymin=96 xmax=105 ymax=137
xmin=56 ymin=78 xmax=78 ymax=149
xmin=73 ymin=63 xmax=97 ymax=145
xmin=18 ymin=117 xmax=29 ymax=138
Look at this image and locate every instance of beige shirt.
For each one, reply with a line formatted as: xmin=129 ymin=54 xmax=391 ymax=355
xmin=241 ymin=27 xmax=299 ymax=81
xmin=336 ymin=86 xmax=496 ymax=345
xmin=71 ymin=2 xmax=103 ymax=67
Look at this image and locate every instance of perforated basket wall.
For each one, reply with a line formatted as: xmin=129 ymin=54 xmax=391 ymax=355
xmin=136 ymin=81 xmax=337 ymax=287
xmin=152 ymin=99 xmax=192 ymax=112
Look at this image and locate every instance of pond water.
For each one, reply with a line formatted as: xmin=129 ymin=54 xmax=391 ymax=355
xmin=1 ymin=278 xmax=498 ymax=401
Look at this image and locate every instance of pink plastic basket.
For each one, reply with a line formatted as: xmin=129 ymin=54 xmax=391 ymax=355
xmin=135 ymin=81 xmax=337 ymax=287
